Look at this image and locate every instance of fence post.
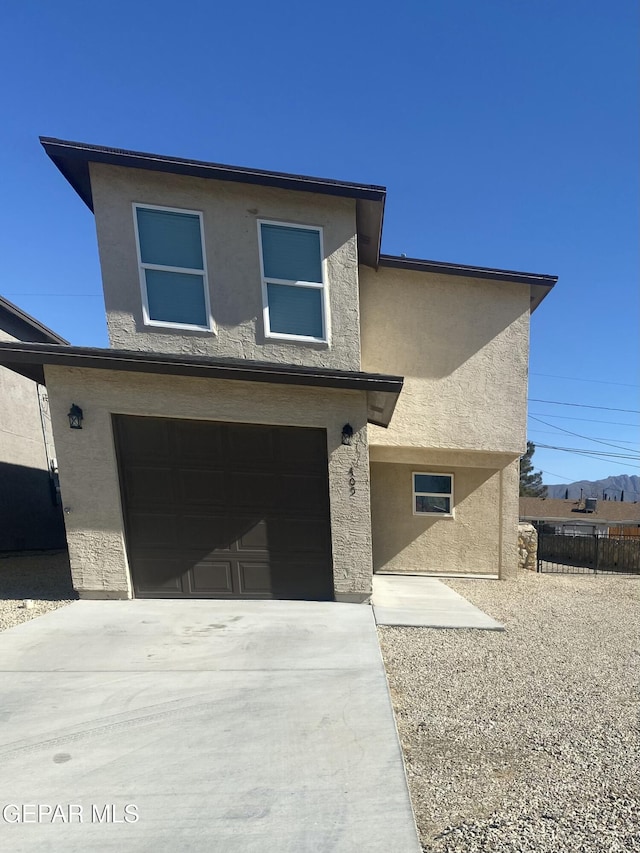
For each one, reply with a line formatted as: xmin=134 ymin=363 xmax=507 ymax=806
xmin=537 ymin=527 xmax=542 ymax=573
xmin=593 ymin=533 xmax=599 ymax=574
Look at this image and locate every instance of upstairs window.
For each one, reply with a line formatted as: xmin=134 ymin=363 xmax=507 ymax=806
xmin=413 ymin=473 xmax=454 ymax=516
xmin=134 ymin=204 xmax=211 ymax=330
xmin=258 ymin=221 xmax=328 ymax=342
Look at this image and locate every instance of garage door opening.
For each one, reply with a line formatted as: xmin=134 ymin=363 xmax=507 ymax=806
xmin=114 ymin=416 xmax=334 ymax=600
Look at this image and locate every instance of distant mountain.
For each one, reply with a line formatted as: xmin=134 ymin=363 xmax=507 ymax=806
xmin=546 ymin=475 xmax=640 ymax=502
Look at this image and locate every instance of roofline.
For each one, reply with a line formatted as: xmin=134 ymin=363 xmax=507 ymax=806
xmin=40 ymin=137 xmax=386 ymax=268
xmin=40 ymin=137 xmax=387 ymax=203
xmin=0 ymin=342 xmax=403 ymax=427
xmin=521 ymin=515 xmax=640 ymax=524
xmin=379 ymin=254 xmax=558 ymax=286
xmin=0 ymin=296 xmax=68 ymax=345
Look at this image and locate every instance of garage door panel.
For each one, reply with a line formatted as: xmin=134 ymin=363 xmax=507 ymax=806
xmin=230 ymin=472 xmax=277 ymax=509
xmin=128 ymin=513 xmax=178 ymax=548
xmin=132 ymin=557 xmax=185 ymax=594
xmin=178 ymin=514 xmax=268 ymax=554
xmin=269 ymin=559 xmax=333 ymax=600
xmin=279 ymin=429 xmax=327 ymax=472
xmin=227 ymin=425 xmax=276 ymax=466
xmin=237 ymin=520 xmax=269 ymax=551
xmin=177 ymin=469 xmax=227 ymax=505
xmin=269 ymin=518 xmax=331 ymax=555
xmin=125 ymin=467 xmax=174 ymax=504
xmin=277 ymin=474 xmax=330 ymax=513
xmin=189 ymin=560 xmax=234 ymax=594
xmin=115 ymin=416 xmax=333 ymax=600
xmin=236 ymin=561 xmax=272 ymax=595
xmin=118 ymin=418 xmax=171 ymax=459
xmin=174 ymin=420 xmax=224 ymax=462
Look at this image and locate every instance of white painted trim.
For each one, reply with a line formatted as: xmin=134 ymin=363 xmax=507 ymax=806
xmin=257 ymin=219 xmax=330 ymax=344
xmin=132 ymin=203 xmax=215 ymax=333
xmin=412 ymin=471 xmax=455 ymax=518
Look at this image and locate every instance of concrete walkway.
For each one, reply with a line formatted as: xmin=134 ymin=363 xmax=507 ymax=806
xmin=0 ymin=600 xmax=420 ymax=852
xmin=372 ymin=574 xmax=504 ymax=630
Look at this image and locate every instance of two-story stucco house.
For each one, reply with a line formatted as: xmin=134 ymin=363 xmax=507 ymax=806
xmin=0 ymin=138 xmax=555 ymax=602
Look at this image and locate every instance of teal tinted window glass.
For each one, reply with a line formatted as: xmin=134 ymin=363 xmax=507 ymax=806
xmin=261 ymin=224 xmax=322 ymax=283
xmin=415 ymin=495 xmax=451 ymax=514
xmin=267 ymin=283 xmax=323 ymax=338
xmin=414 ymin=474 xmax=452 ymax=494
xmin=145 ymin=270 xmax=207 ymax=326
xmin=137 ymin=208 xmax=203 ymax=269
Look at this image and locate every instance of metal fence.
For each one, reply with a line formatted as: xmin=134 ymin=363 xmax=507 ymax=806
xmin=537 ymin=529 xmax=640 ymax=575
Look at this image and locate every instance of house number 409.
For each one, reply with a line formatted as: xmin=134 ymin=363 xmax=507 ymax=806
xmin=348 ymin=467 xmax=356 ymax=496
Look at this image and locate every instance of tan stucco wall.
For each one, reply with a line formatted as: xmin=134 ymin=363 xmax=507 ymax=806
xmin=44 ymin=366 xmax=373 ymax=600
xmin=370 ymin=457 xmax=518 ymax=578
xmin=360 ymin=266 xmax=531 ymax=454
xmin=0 ymin=329 xmax=49 ymax=472
xmin=90 ymin=163 xmax=362 ymax=370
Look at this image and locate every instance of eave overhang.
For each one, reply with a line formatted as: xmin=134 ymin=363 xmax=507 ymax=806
xmin=40 ymin=137 xmax=386 ymax=269
xmin=0 ymin=342 xmax=403 ymax=428
xmin=379 ymin=254 xmax=557 ymax=312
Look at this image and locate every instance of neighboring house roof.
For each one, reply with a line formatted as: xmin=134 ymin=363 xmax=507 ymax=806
xmin=520 ymin=497 xmax=640 ymax=525
xmin=0 ymin=341 xmax=403 ymax=428
xmin=39 ymin=137 xmax=558 ymax=305
xmin=0 ymin=296 xmax=68 ymax=345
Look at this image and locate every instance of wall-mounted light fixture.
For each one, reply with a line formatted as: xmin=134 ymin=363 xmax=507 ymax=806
xmin=341 ymin=423 xmax=353 ymax=446
xmin=67 ymin=404 xmax=84 ymax=430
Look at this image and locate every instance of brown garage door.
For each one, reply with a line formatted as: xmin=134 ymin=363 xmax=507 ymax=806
xmin=114 ymin=416 xmax=334 ymax=600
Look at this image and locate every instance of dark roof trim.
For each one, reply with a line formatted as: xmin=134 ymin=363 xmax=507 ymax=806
xmin=0 ymin=296 xmax=68 ymax=345
xmin=40 ymin=137 xmax=386 ymax=268
xmin=40 ymin=137 xmax=386 ymax=204
xmin=0 ymin=342 xmax=403 ymax=426
xmin=379 ymin=254 xmax=558 ymax=287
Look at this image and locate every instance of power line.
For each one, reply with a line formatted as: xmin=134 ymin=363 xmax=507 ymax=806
xmin=529 ymin=399 xmax=640 ymax=414
xmin=531 ymin=373 xmax=639 ymax=388
xmin=529 ymin=416 xmax=639 ymax=453
xmin=530 ymin=430 xmax=640 ymax=444
xmin=535 ymin=444 xmax=640 ymax=470
xmin=538 ymin=467 xmax=578 ymax=482
xmin=529 ymin=412 xmax=640 ymax=427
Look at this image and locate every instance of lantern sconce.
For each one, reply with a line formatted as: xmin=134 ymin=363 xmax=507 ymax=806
xmin=67 ymin=404 xmax=84 ymax=430
xmin=341 ymin=423 xmax=353 ymax=446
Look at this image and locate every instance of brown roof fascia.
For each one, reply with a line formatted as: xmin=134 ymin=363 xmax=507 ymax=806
xmin=379 ymin=254 xmax=557 ymax=311
xmin=0 ymin=342 xmax=403 ymax=418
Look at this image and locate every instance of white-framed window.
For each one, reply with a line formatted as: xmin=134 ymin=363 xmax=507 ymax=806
xmin=133 ymin=203 xmax=213 ymax=331
xmin=412 ymin=472 xmax=454 ymax=516
xmin=257 ymin=219 xmax=329 ymax=342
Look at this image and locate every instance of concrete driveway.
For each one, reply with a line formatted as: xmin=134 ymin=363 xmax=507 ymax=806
xmin=0 ymin=600 xmax=420 ymax=852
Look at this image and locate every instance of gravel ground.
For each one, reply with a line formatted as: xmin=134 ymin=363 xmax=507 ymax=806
xmin=379 ymin=571 xmax=640 ymax=853
xmin=0 ymin=550 xmax=76 ymax=632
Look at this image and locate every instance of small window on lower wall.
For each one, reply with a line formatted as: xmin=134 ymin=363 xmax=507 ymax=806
xmin=413 ymin=472 xmax=454 ymax=517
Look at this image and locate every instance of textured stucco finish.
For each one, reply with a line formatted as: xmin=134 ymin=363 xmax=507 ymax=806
xmin=0 ymin=329 xmax=64 ymax=550
xmin=0 ymin=329 xmax=49 ymax=473
xmin=370 ymin=460 xmax=509 ymax=576
xmin=90 ymin=163 xmax=362 ymax=370
xmin=360 ymin=266 xmax=530 ymax=454
xmin=44 ymin=366 xmax=373 ymax=600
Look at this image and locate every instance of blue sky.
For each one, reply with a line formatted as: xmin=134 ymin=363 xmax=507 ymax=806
xmin=2 ymin=1 xmax=638 ymax=488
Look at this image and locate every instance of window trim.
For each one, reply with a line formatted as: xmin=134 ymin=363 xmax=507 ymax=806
xmin=132 ymin=202 xmax=214 ymax=333
xmin=412 ymin=471 xmax=455 ymax=518
xmin=257 ymin=218 xmax=330 ymax=344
